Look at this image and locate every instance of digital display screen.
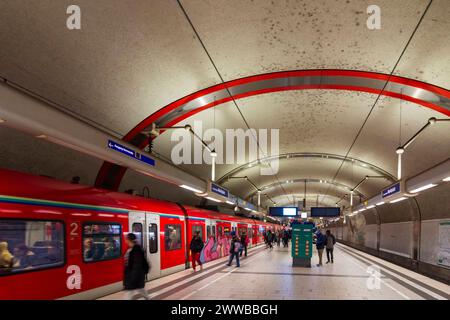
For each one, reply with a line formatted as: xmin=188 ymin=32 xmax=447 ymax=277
xmin=310 ymin=207 xmax=340 ymax=217
xmin=269 ymin=207 xmax=298 ymax=217
xmin=283 ymin=207 xmax=297 ymax=216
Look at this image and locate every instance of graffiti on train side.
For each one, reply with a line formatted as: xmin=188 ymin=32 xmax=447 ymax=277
xmin=200 ymin=235 xmax=231 ymax=263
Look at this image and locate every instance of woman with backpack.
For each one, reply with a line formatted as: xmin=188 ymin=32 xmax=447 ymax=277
xmin=189 ymin=231 xmax=204 ymax=272
xmin=227 ymin=231 xmax=241 ymax=267
xmin=123 ymin=233 xmax=150 ymax=300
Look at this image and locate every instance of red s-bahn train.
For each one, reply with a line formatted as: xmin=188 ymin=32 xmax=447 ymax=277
xmin=0 ymin=168 xmax=279 ymax=300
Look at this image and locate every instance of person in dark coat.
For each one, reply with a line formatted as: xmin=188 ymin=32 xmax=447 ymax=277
xmin=124 ymin=233 xmax=149 ymax=300
xmin=227 ymin=231 xmax=241 ymax=267
xmin=324 ymin=230 xmax=336 ymax=264
xmin=315 ymin=229 xmax=326 ymax=267
xmin=190 ymin=231 xmax=204 ymax=272
xmin=267 ymin=230 xmax=274 ymax=250
xmin=240 ymin=233 xmax=249 ymax=257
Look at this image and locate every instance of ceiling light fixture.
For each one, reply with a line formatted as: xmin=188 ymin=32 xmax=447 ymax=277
xmin=443 ymin=176 xmax=450 ymax=182
xmin=376 ymin=202 xmax=385 ymax=206
xmin=180 ymin=184 xmax=203 ymax=193
xmin=226 ymin=200 xmax=234 ymax=205
xmin=367 ymin=205 xmax=375 ymax=209
xmin=390 ymin=197 xmax=407 ymax=204
xmin=205 ymin=196 xmax=221 ymax=203
xmin=410 ymin=183 xmax=437 ymax=193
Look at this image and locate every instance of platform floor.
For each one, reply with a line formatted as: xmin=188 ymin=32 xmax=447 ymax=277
xmin=99 ymin=243 xmax=449 ymax=300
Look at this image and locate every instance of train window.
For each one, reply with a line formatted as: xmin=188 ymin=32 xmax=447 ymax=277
xmin=132 ymin=223 xmax=143 ymax=246
xmin=248 ymin=228 xmax=253 ymax=238
xmin=83 ymin=223 xmax=121 ymax=263
xmin=164 ymin=224 xmax=182 ymax=251
xmin=148 ymin=224 xmax=158 ymax=254
xmin=0 ymin=219 xmax=64 ymax=275
xmin=238 ymin=227 xmax=246 ymax=236
xmin=217 ymin=226 xmax=222 ymax=236
xmin=191 ymin=225 xmax=203 ymax=240
xmin=212 ymin=226 xmax=216 ymax=240
xmin=207 ymin=225 xmax=211 ymax=239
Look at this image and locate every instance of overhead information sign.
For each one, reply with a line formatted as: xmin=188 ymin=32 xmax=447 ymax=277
xmin=108 ymin=140 xmax=155 ymax=166
xmin=269 ymin=207 xmax=298 ymax=217
xmin=382 ymin=182 xmax=401 ymax=198
xmin=310 ymin=207 xmax=340 ymax=217
xmin=211 ymin=183 xmax=229 ymax=198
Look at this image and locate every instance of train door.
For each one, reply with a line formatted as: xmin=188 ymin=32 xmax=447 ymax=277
xmin=205 ymin=219 xmax=216 ymax=245
xmin=145 ymin=213 xmax=161 ymax=280
xmin=252 ymin=224 xmax=258 ymax=245
xmin=247 ymin=223 xmax=253 ymax=248
xmin=187 ymin=218 xmax=206 ymax=266
xmin=128 ymin=212 xmax=161 ymax=280
xmin=128 ymin=212 xmax=146 ymax=248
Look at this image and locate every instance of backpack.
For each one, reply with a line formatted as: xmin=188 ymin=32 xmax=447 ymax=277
xmin=234 ymin=241 xmax=242 ymax=253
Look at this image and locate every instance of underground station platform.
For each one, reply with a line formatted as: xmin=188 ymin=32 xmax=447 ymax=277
xmin=0 ymin=0 xmax=449 ymax=318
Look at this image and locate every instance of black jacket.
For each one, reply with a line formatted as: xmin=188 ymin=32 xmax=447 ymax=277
xmin=190 ymin=236 xmax=204 ymax=253
xmin=124 ymin=245 xmax=147 ymax=290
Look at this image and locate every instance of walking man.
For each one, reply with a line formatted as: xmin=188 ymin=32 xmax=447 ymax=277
xmin=123 ymin=233 xmax=150 ymax=300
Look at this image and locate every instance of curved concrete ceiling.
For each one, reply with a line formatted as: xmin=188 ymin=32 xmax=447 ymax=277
xmin=1 ymin=0 xmax=449 ymax=210
xmin=217 ymin=153 xmax=398 ymax=183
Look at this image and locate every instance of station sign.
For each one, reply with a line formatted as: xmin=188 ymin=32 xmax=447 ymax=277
xmin=382 ymin=182 xmax=401 ymax=198
xmin=211 ymin=183 xmax=229 ymax=198
xmin=108 ymin=140 xmax=155 ymax=166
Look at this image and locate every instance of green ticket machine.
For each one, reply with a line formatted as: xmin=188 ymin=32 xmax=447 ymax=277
xmin=291 ymin=223 xmax=313 ymax=267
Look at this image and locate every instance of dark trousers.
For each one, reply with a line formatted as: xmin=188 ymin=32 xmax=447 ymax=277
xmin=228 ymin=252 xmax=240 ymax=267
xmin=326 ymin=248 xmax=334 ymax=262
xmin=239 ymin=245 xmax=247 ymax=257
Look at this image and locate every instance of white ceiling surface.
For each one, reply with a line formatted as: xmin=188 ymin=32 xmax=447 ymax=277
xmin=0 ymin=0 xmax=449 ymax=209
xmin=270 ymin=194 xmax=343 ymax=208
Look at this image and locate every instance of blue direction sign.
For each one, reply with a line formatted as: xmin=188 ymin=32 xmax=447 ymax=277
xmin=382 ymin=182 xmax=400 ymax=198
xmin=211 ymin=183 xmax=229 ymax=198
xmin=108 ymin=140 xmax=155 ymax=167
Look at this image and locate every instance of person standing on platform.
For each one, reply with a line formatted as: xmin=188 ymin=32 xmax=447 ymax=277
xmin=240 ymin=232 xmax=248 ymax=257
xmin=324 ymin=230 xmax=336 ymax=264
xmin=315 ymin=229 xmax=326 ymax=267
xmin=267 ymin=230 xmax=274 ymax=250
xmin=282 ymin=229 xmax=289 ymax=247
xmin=123 ymin=233 xmax=150 ymax=300
xmin=276 ymin=230 xmax=282 ymax=247
xmin=227 ymin=231 xmax=241 ymax=267
xmin=190 ymin=231 xmax=204 ymax=272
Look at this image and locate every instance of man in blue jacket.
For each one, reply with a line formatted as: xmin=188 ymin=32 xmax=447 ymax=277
xmin=315 ymin=229 xmax=326 ymax=267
